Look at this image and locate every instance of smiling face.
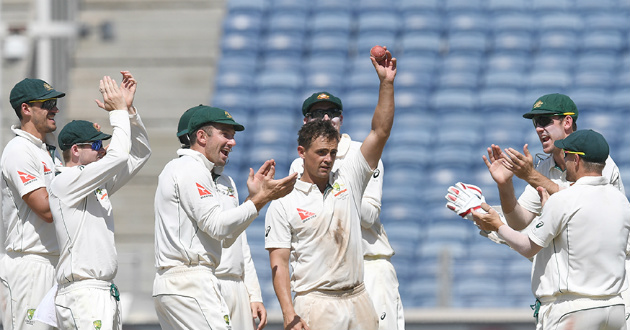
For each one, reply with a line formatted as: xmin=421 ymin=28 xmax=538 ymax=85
xmin=199 ymin=123 xmax=236 ymax=167
xmin=26 ymin=99 xmax=59 ymax=135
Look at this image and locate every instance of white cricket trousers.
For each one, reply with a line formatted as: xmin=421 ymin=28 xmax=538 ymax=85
xmin=293 ymin=282 xmax=378 ymax=330
xmin=364 ymin=258 xmax=405 ymax=330
xmin=55 ymin=279 xmax=121 ymax=330
xmin=0 ymin=252 xmax=57 ymax=330
xmin=217 ymin=275 xmax=256 ymax=330
xmin=536 ymin=294 xmax=626 ymax=330
xmin=153 ymin=265 xmax=232 ymax=330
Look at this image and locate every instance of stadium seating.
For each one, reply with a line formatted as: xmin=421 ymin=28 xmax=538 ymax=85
xmin=214 ymin=0 xmax=630 ymax=309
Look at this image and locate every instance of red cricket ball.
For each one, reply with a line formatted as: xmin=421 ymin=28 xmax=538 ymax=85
xmin=370 ymin=45 xmax=386 ymax=62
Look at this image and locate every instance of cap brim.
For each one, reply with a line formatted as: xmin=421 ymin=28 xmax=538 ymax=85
xmin=37 ymin=90 xmax=65 ymax=101
xmin=92 ymin=132 xmax=112 ymax=141
xmin=522 ymin=109 xmax=562 ymax=119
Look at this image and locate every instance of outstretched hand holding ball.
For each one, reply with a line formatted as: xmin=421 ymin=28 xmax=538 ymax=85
xmin=370 ymin=45 xmax=387 ymax=63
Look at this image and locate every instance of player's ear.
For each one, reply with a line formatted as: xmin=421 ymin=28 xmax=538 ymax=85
xmin=297 ymin=145 xmax=306 ymax=159
xmin=338 ymin=114 xmax=343 ymax=126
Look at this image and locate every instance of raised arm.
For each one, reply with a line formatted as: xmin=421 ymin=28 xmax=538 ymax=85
xmin=360 ymin=48 xmax=397 ymax=170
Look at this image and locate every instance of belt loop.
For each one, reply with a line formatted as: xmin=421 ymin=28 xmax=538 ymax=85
xmin=110 ymin=283 xmax=120 ymax=301
xmin=530 ymin=299 xmax=541 ymax=322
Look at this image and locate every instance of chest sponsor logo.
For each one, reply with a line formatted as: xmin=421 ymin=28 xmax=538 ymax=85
xmin=17 ymin=171 xmax=36 ymax=185
xmin=297 ymin=208 xmax=316 ymax=222
xmin=42 ymin=162 xmax=52 ymax=175
xmin=332 ymin=182 xmax=347 ymax=197
xmin=196 ymin=183 xmax=213 ymax=198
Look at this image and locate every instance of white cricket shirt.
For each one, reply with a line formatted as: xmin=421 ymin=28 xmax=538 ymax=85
xmin=529 ymin=176 xmax=630 ymax=298
xmin=266 ymin=148 xmax=373 ymax=293
xmin=153 ymin=149 xmax=258 ymax=271
xmin=289 ymin=134 xmax=394 ymax=258
xmin=1 ymin=127 xmax=62 ymax=255
xmin=49 ymin=110 xmax=151 ymax=284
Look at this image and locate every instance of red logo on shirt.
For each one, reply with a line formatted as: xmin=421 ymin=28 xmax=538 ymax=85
xmin=17 ymin=171 xmax=36 ymax=184
xmin=42 ymin=162 xmax=52 ymax=175
xmin=297 ymin=208 xmax=316 ymax=222
xmin=197 ymin=183 xmax=213 ymax=198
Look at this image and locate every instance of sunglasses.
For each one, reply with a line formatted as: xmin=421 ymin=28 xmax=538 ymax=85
xmin=307 ymin=108 xmax=342 ymax=119
xmin=531 ymin=112 xmax=575 ymax=128
xmin=29 ymin=98 xmax=57 ymax=110
xmin=76 ymin=140 xmax=103 ymax=151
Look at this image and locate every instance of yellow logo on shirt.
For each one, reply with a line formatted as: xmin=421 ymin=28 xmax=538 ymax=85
xmin=93 ymin=320 xmax=102 ymax=330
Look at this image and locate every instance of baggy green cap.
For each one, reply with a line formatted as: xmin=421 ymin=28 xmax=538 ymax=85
xmin=522 ymin=93 xmax=578 ymax=120
xmin=302 ymin=91 xmax=343 ymax=116
xmin=58 ymin=120 xmax=112 ymax=151
xmin=554 ymin=129 xmax=609 ymax=163
xmin=10 ymin=78 xmax=66 ymax=111
xmin=177 ymin=105 xmax=203 ymax=137
xmin=187 ymin=105 xmax=245 ymax=134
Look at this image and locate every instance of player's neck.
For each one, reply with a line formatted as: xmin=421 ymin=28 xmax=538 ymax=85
xmin=300 ymin=172 xmax=328 ymax=193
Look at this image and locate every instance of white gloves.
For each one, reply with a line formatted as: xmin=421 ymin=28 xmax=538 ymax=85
xmin=445 ymin=182 xmax=487 ymax=221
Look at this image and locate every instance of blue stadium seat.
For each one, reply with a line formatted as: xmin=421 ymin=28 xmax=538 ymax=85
xmin=538 ymin=13 xmax=583 ymax=33
xmin=357 ymin=12 xmax=400 ymax=34
xmin=445 ymin=0 xmax=484 ymax=13
xmin=216 ymin=53 xmax=258 ymax=74
xmin=382 ymin=184 xmax=420 ymax=206
xmin=402 ymin=12 xmax=445 ymax=34
xmin=573 ymin=71 xmax=614 ymax=89
xmin=537 ymin=31 xmax=579 ymax=53
xmin=586 ymin=12 xmax=629 ymax=32
xmin=395 ymin=90 xmax=431 ymax=113
xmin=580 ymin=31 xmax=625 ymax=53
xmin=347 ymin=71 xmax=380 ymax=92
xmin=575 ymin=0 xmax=617 ymax=11
xmin=263 ymin=32 xmax=304 ymax=58
xmin=446 ymin=31 xmax=488 ymax=56
xmin=267 ymin=12 xmax=307 ymax=34
xmin=307 ymin=32 xmax=350 ymax=58
xmin=531 ymin=51 xmax=574 ymax=71
xmin=343 ymin=90 xmax=379 ymax=111
xmin=303 ymin=55 xmax=348 ymax=75
xmin=430 ymin=88 xmax=477 ymax=111
xmin=575 ymin=53 xmax=620 ymax=73
xmin=618 ymin=71 xmax=630 ymax=89
xmin=357 ymin=0 xmax=399 ymax=13
xmin=304 ymin=71 xmax=344 ymax=92
xmin=310 ymin=12 xmax=353 ymax=34
xmin=388 ymin=125 xmax=433 ymax=148
xmin=383 ymin=145 xmax=432 ymax=170
xmin=436 ymin=71 xmax=478 ymax=90
xmin=227 ymin=0 xmax=265 ymax=15
xmin=440 ymin=53 xmax=483 ymax=74
xmin=398 ymin=0 xmax=441 ymax=14
xmin=395 ymin=71 xmax=434 ymax=93
xmin=527 ymin=70 xmax=572 ymax=91
xmin=416 ymin=240 xmax=467 ymax=259
xmin=485 ymin=0 xmax=530 ymax=13
xmin=222 ymin=12 xmax=262 ymax=36
xmin=212 ymin=89 xmax=252 ymax=113
xmin=311 ymin=0 xmax=352 ymax=13
xmin=491 ymin=13 xmax=535 ymax=33
xmin=253 ymin=90 xmax=299 ymax=111
xmin=214 ymin=70 xmax=255 ymax=92
xmin=402 ymin=53 xmax=440 ymax=74
xmin=492 ymin=31 xmax=533 ymax=55
xmin=399 ymin=32 xmax=443 ymax=57
xmin=486 ymin=53 xmax=530 ymax=72
xmin=532 ymin=0 xmax=572 ymax=12
xmin=267 ymin=0 xmax=310 ymax=14
xmin=481 ymin=71 xmax=526 ymax=90
xmin=221 ymin=32 xmax=260 ymax=57
xmin=447 ymin=12 xmax=488 ymax=33
xmin=258 ymin=54 xmax=302 ymax=72
xmin=478 ymin=88 xmax=524 ymax=112
xmin=424 ymin=222 xmax=472 ymax=243
xmin=255 ymin=70 xmax=303 ymax=93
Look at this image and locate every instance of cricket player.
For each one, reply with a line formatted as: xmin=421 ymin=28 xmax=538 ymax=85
xmin=289 ymin=90 xmax=404 ymax=330
xmin=265 ymin=49 xmax=397 ymax=330
xmin=0 ymin=78 xmax=65 ymax=330
xmin=173 ymin=106 xmax=267 ymax=330
xmin=153 ymin=105 xmax=296 ymax=330
xmin=49 ymin=72 xmax=151 ymax=330
xmin=473 ymin=129 xmax=630 ymax=330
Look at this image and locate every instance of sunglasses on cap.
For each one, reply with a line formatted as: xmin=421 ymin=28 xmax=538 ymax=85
xmin=76 ymin=140 xmax=103 ymax=151
xmin=307 ymin=108 xmax=342 ymax=119
xmin=531 ymin=112 xmax=575 ymax=128
xmin=28 ymin=98 xmax=57 ymax=110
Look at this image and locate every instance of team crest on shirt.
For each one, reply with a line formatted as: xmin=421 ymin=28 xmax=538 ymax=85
xmin=297 ymin=208 xmax=316 ymax=222
xmin=17 ymin=171 xmax=37 ymax=185
xmin=25 ymin=309 xmax=35 ymax=324
xmin=42 ymin=162 xmax=53 ymax=175
xmin=93 ymin=320 xmax=102 ymax=330
xmin=196 ymin=183 xmax=213 ymax=198
xmin=332 ymin=182 xmax=348 ymax=198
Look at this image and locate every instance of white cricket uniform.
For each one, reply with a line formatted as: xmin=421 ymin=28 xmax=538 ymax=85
xmin=529 ymin=175 xmax=630 ymax=330
xmin=517 ymin=155 xmax=630 ymax=326
xmin=215 ymin=175 xmax=263 ymax=330
xmin=153 ymin=149 xmax=259 ymax=330
xmin=289 ymin=133 xmax=404 ymax=329
xmin=267 ymin=146 xmax=378 ymax=330
xmin=49 ymin=110 xmax=151 ymax=330
xmin=0 ymin=126 xmax=61 ymax=330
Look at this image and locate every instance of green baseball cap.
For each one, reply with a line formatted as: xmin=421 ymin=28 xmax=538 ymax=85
xmin=58 ymin=120 xmax=112 ymax=151
xmin=187 ymin=105 xmax=245 ymax=134
xmin=554 ymin=129 xmax=608 ymax=163
xmin=9 ymin=78 xmax=66 ymax=111
xmin=177 ymin=105 xmax=203 ymax=137
xmin=522 ymin=93 xmax=578 ymax=120
xmin=302 ymin=91 xmax=343 ymax=116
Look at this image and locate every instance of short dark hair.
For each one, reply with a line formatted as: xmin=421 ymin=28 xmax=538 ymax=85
xmin=582 ymin=159 xmax=606 ymax=173
xmin=298 ymin=119 xmax=340 ymax=150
